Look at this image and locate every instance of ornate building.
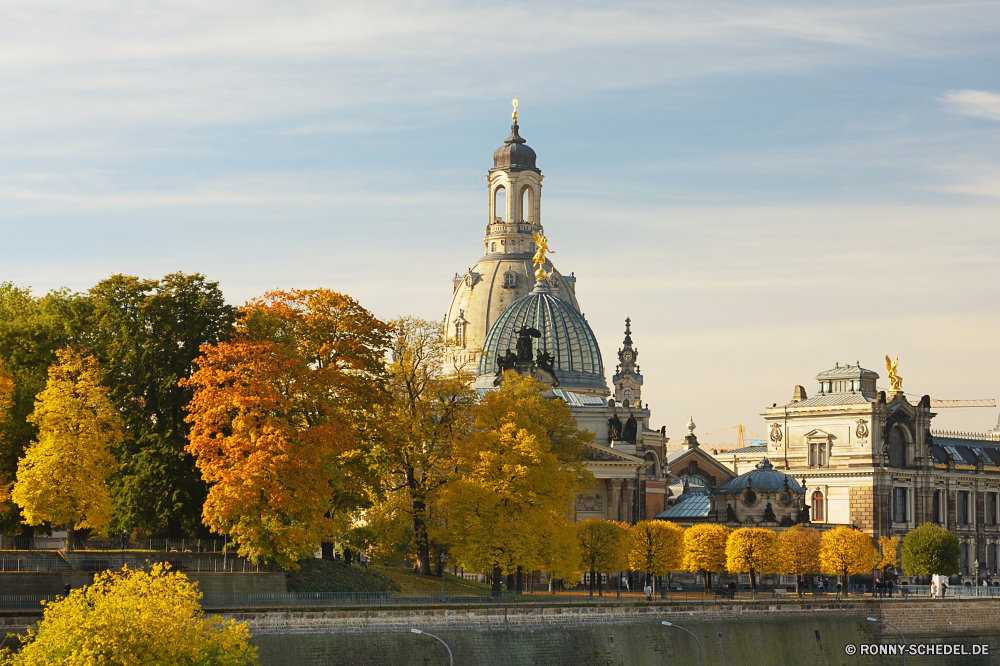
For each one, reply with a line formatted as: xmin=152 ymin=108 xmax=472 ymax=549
xmin=446 ymin=107 xmax=672 ymax=525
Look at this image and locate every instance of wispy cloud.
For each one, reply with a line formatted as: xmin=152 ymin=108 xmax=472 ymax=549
xmin=940 ymin=89 xmax=1000 ymax=121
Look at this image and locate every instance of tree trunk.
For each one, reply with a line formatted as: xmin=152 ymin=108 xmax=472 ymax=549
xmin=703 ymin=570 xmax=711 ymax=593
xmin=491 ymin=566 xmax=503 ymax=594
xmin=842 ymin=569 xmax=848 ymax=597
xmin=408 ymin=469 xmax=431 ymax=575
xmin=515 ymin=566 xmax=523 ymax=594
xmin=589 ymin=568 xmax=595 ymax=597
xmin=749 ymin=566 xmax=756 ymax=599
xmin=66 ymin=521 xmax=75 ymax=552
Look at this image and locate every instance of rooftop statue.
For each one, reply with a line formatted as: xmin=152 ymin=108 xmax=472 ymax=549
xmin=514 ymin=325 xmax=541 ymax=362
xmin=531 ymin=231 xmax=552 ymax=279
xmin=885 ymin=355 xmax=903 ymax=391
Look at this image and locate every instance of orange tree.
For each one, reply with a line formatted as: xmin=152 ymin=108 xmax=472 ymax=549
xmin=627 ymin=520 xmax=684 ymax=594
xmin=0 ymin=359 xmax=12 ymax=511
xmin=819 ymin=525 xmax=877 ymax=596
xmin=878 ymin=535 xmax=900 ymax=579
xmin=726 ymin=527 xmax=778 ymax=596
xmin=183 ymin=289 xmax=390 ymax=568
xmin=578 ymin=518 xmax=629 ymax=596
xmin=776 ymin=525 xmax=821 ymax=595
xmin=683 ymin=524 xmax=731 ymax=592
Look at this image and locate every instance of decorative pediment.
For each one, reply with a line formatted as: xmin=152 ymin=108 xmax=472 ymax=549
xmin=804 ymin=429 xmax=832 ymax=439
xmin=667 ymin=447 xmax=736 ymax=483
xmin=585 ymin=442 xmax=643 ymax=463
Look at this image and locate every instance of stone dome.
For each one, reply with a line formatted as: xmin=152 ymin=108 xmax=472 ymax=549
xmin=714 ymin=458 xmax=803 ymax=493
xmin=475 ymin=281 xmax=607 ymax=394
xmin=493 ymin=123 xmax=539 ymax=172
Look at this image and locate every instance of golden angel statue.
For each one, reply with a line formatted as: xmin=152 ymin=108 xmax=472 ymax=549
xmin=885 ymin=355 xmax=903 ymax=391
xmin=531 ymin=231 xmax=553 ymax=279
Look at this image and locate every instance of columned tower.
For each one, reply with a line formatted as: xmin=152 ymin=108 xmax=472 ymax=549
xmin=445 ymin=104 xmax=580 ymax=370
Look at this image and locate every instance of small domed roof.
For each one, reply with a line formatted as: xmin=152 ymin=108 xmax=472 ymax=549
xmin=493 ymin=123 xmax=539 ymax=172
xmin=714 ymin=458 xmax=803 ymax=493
xmin=476 ymin=281 xmax=606 ymax=393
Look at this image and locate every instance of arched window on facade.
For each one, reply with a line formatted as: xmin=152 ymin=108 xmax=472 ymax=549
xmin=990 ymin=543 xmax=998 ymax=575
xmin=812 ymin=491 xmax=824 ymax=521
xmin=503 ymin=271 xmax=517 ymax=288
xmin=454 ymin=319 xmax=467 ymax=349
xmin=933 ymin=490 xmax=941 ymax=524
xmin=521 ymin=186 xmax=533 ymax=222
xmin=888 ymin=426 xmax=905 ymax=467
xmin=491 ymin=242 xmax=497 ymax=253
xmin=961 ymin=542 xmax=970 ymax=575
xmin=494 ymin=186 xmax=506 ymax=222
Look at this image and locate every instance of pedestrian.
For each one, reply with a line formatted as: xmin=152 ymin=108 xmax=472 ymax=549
xmin=359 ymin=550 xmax=367 ymax=568
xmin=887 ymin=579 xmax=894 ymax=598
xmin=835 ymin=581 xmax=842 ymax=600
xmin=121 ymin=530 xmax=129 ymax=552
xmin=644 ymin=582 xmax=653 ymax=602
xmin=344 ymin=545 xmax=352 ymax=565
xmin=874 ymin=579 xmax=880 ymax=598
xmin=63 ymin=582 xmax=71 ymax=596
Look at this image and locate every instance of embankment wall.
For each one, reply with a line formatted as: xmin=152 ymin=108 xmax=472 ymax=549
xmin=0 ymin=572 xmax=286 ymax=595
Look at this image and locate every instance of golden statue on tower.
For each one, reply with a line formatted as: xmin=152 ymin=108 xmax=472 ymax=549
xmin=885 ymin=355 xmax=903 ymax=391
xmin=532 ymin=231 xmax=552 ymax=279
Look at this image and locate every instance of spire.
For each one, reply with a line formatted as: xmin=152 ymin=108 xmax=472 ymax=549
xmin=612 ymin=317 xmax=643 ymax=406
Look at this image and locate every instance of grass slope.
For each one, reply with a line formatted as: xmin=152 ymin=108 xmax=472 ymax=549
xmin=285 ymin=560 xmax=491 ymax=593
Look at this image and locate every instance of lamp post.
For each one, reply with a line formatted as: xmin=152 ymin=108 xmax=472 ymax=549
xmin=411 ymin=628 xmax=453 ymax=666
xmin=975 ymin=560 xmax=981 ymax=597
xmin=440 ymin=551 xmax=446 ymax=603
xmin=867 ymin=617 xmax=905 ymax=666
xmin=662 ymin=621 xmax=702 ymax=666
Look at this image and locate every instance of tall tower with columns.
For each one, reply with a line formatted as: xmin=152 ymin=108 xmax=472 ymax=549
xmin=445 ymin=103 xmax=580 ymax=370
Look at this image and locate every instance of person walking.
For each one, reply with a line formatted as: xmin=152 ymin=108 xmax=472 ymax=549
xmin=644 ymin=582 xmax=653 ymax=602
xmin=887 ymin=579 xmax=894 ymax=598
xmin=874 ymin=579 xmax=881 ymax=598
xmin=344 ymin=545 xmax=352 ymax=565
xmin=835 ymin=581 xmax=842 ymax=600
xmin=63 ymin=582 xmax=71 ymax=596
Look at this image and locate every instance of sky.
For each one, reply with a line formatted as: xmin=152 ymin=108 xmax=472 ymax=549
xmin=1 ymin=1 xmax=998 ymax=443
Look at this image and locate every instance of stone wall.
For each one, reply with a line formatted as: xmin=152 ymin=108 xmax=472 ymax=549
xmin=0 ymin=572 xmax=286 ymax=595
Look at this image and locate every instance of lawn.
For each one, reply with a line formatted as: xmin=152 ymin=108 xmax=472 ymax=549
xmin=285 ymin=559 xmax=491 ymax=593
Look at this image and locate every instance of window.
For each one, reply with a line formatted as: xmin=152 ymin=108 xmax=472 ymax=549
xmin=743 ymin=489 xmax=757 ymax=507
xmin=491 ymin=242 xmax=496 ymax=253
xmin=521 ymin=187 xmax=533 ymax=222
xmin=888 ymin=427 xmax=905 ymax=467
xmin=494 ymin=186 xmax=506 ymax=222
xmin=454 ymin=320 xmax=466 ymax=349
xmin=961 ymin=543 xmax=970 ymax=575
xmin=987 ymin=493 xmax=996 ymax=526
xmin=990 ymin=544 xmax=998 ymax=575
xmin=933 ymin=491 xmax=941 ymax=524
xmin=958 ymin=491 xmax=969 ymax=525
xmin=809 ymin=439 xmax=828 ymax=466
xmin=503 ymin=272 xmax=517 ymax=288
xmin=812 ymin=491 xmax=824 ymax=521
xmin=894 ymin=487 xmax=908 ymax=523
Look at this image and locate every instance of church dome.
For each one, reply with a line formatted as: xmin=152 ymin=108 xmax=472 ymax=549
xmin=493 ymin=123 xmax=539 ymax=172
xmin=714 ymin=458 xmax=803 ymax=493
xmin=476 ymin=281 xmax=607 ymax=394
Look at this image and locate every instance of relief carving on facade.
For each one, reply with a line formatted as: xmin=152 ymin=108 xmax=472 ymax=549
xmin=769 ymin=422 xmax=783 ymax=443
xmin=856 ymin=419 xmax=869 ymax=443
xmin=576 ymin=494 xmax=604 ymax=512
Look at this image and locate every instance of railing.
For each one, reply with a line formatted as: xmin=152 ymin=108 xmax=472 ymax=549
xmin=0 ymin=536 xmax=234 ymax=552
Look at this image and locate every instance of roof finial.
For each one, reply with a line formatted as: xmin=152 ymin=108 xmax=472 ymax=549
xmin=512 ymin=98 xmax=519 ymax=123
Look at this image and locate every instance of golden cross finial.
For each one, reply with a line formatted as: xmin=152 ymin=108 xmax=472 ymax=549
xmin=512 ymin=98 xmax=519 ymax=122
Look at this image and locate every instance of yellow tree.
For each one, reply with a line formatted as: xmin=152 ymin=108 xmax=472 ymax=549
xmin=878 ymin=535 xmax=900 ymax=579
xmin=628 ymin=520 xmax=684 ymax=594
xmin=11 ymin=349 xmax=122 ymax=551
xmin=0 ymin=563 xmax=258 ymax=665
xmin=439 ymin=418 xmax=587 ymax=592
xmin=726 ymin=527 xmax=778 ymax=597
xmin=577 ymin=518 xmax=629 ymax=596
xmin=819 ymin=525 xmax=877 ymax=597
xmin=776 ymin=525 xmax=821 ymax=596
xmin=683 ymin=524 xmax=731 ymax=591
xmin=184 ymin=289 xmax=390 ymax=568
xmin=0 ymin=359 xmax=13 ymax=511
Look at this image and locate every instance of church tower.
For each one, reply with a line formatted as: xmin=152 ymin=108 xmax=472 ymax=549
xmin=445 ymin=102 xmax=580 ymax=370
xmin=612 ymin=318 xmax=643 ymax=407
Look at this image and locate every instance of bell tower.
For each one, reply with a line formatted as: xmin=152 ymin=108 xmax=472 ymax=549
xmin=612 ymin=318 xmax=643 ymax=407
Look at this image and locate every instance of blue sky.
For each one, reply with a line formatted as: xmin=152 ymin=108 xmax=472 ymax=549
xmin=2 ymin=1 xmax=999 ymax=441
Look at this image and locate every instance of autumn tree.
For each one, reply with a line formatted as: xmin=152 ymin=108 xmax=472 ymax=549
xmin=438 ymin=373 xmax=593 ymax=592
xmin=0 ymin=563 xmax=258 ymax=665
xmin=819 ymin=525 xmax=877 ymax=597
xmin=726 ymin=527 xmax=778 ymax=597
xmin=0 ymin=359 xmax=13 ymax=512
xmin=683 ymin=524 xmax=730 ymax=591
xmin=0 ymin=283 xmax=93 ymax=535
xmin=11 ymin=349 xmax=123 ymax=550
xmin=184 ymin=289 xmax=389 ymax=567
xmin=578 ymin=518 xmax=629 ymax=596
xmin=776 ymin=525 xmax=821 ymax=596
xmin=900 ymin=523 xmax=960 ymax=577
xmin=90 ymin=273 xmax=236 ymax=539
xmin=381 ymin=316 xmax=476 ymax=575
xmin=627 ymin=520 xmax=684 ymax=594
xmin=878 ymin=535 xmax=900 ymax=580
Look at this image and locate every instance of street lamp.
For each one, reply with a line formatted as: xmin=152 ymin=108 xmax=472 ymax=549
xmin=867 ymin=617 xmax=905 ymax=666
xmin=411 ymin=628 xmax=454 ymax=666
xmin=662 ymin=621 xmax=702 ymax=666
xmin=975 ymin=560 xmax=981 ymax=596
xmin=440 ymin=551 xmax=447 ymax=603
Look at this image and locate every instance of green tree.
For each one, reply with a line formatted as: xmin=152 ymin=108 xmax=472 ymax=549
xmin=0 ymin=283 xmax=93 ymax=535
xmin=577 ymin=518 xmax=629 ymax=596
xmin=382 ymin=316 xmax=476 ymax=575
xmin=89 ymin=273 xmax=236 ymax=539
xmin=901 ymin=523 xmax=960 ymax=577
xmin=12 ymin=349 xmax=123 ymax=550
xmin=0 ymin=563 xmax=258 ymax=665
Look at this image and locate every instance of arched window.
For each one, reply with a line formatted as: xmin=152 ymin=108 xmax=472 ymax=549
xmin=494 ymin=186 xmax=506 ymax=222
xmin=812 ymin=491 xmax=825 ymax=521
xmin=491 ymin=242 xmax=497 ymax=253
xmin=503 ymin=271 xmax=517 ymax=288
xmin=933 ymin=490 xmax=941 ymax=523
xmin=990 ymin=543 xmax=998 ymax=575
xmin=961 ymin=542 xmax=970 ymax=575
xmin=888 ymin=427 xmax=905 ymax=467
xmin=521 ymin=186 xmax=533 ymax=222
